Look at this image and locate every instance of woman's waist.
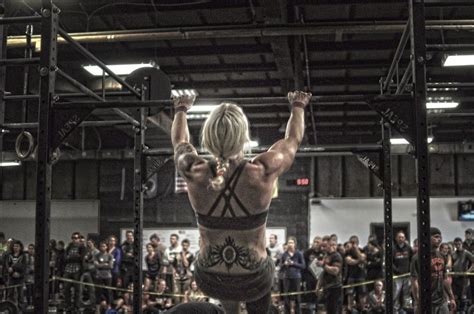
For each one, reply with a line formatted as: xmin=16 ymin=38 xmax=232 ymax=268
xmin=196 ymin=238 xmax=270 ymax=274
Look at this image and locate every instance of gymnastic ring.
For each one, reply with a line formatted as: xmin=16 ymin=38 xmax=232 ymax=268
xmin=15 ymin=130 xmax=35 ymax=160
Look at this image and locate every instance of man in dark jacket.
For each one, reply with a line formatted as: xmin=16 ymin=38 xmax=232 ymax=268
xmin=121 ymin=230 xmax=135 ymax=290
xmin=64 ymin=232 xmax=86 ymax=312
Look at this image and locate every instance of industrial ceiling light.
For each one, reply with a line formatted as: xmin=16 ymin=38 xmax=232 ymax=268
xmin=443 ymin=54 xmax=474 ymax=67
xmin=390 ymin=137 xmax=433 ymax=145
xmin=244 ymin=140 xmax=259 ymax=149
xmin=426 ymin=101 xmax=459 ymax=109
xmin=0 ymin=161 xmax=21 ymax=167
xmin=171 ymin=89 xmax=198 ymax=97
xmin=82 ymin=62 xmax=154 ymax=76
xmin=188 ymin=105 xmax=219 ymax=113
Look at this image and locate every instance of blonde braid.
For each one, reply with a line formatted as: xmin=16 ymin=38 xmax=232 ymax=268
xmin=209 ymin=156 xmax=229 ymax=191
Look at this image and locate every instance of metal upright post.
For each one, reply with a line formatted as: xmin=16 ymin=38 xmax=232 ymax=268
xmin=409 ymin=0 xmax=432 ymax=312
xmin=34 ymin=1 xmax=58 ymax=313
xmin=0 ymin=0 xmax=9 ymax=197
xmin=382 ymin=122 xmax=394 ymax=313
xmin=132 ymin=87 xmax=146 ymax=314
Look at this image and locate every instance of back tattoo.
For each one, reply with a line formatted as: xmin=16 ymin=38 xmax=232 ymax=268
xmin=199 ymin=236 xmax=262 ymax=272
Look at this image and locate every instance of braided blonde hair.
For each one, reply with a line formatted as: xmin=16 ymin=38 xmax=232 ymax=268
xmin=201 ymin=102 xmax=250 ymax=190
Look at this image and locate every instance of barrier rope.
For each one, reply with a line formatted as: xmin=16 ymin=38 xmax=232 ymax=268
xmin=0 ymin=271 xmax=472 ymax=297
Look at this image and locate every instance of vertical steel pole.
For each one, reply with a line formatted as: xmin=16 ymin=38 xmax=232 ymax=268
xmin=382 ymin=122 xmax=394 ymax=313
xmin=0 ymin=0 xmax=8 ymax=197
xmin=409 ymin=0 xmax=432 ymax=312
xmin=132 ymin=88 xmax=146 ymax=314
xmin=34 ymin=1 xmax=58 ymax=313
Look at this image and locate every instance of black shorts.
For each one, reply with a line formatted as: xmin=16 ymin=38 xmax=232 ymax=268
xmin=345 ymin=277 xmax=367 ymax=296
xmin=146 ymin=272 xmax=159 ymax=280
xmin=194 ymin=256 xmax=274 ymax=302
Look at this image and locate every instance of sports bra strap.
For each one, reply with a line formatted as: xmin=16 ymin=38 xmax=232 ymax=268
xmin=207 ymin=159 xmax=250 ymax=217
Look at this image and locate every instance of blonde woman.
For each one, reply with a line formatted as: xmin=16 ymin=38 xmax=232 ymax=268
xmin=171 ymin=91 xmax=311 ymax=314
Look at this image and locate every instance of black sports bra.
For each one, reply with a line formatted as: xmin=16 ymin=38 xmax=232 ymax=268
xmin=195 ymin=159 xmax=268 ymax=230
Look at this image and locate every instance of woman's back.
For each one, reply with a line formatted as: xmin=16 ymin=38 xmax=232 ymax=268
xmin=184 ymin=158 xmax=275 ymax=274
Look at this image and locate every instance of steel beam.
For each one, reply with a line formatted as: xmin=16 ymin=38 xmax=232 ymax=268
xmin=132 ymin=106 xmax=145 ymax=314
xmin=56 ymin=68 xmax=140 ymax=127
xmin=0 ymin=57 xmax=39 ymax=66
xmin=409 ymin=0 xmax=432 ymax=312
xmin=382 ymin=123 xmax=394 ymax=313
xmin=383 ymin=22 xmax=410 ymax=92
xmin=0 ymin=15 xmax=42 ymax=25
xmin=34 ymin=2 xmax=58 ymax=313
xmin=0 ymin=0 xmax=9 ymax=205
xmin=395 ymin=65 xmax=413 ymax=94
xmin=57 ymin=27 xmax=141 ymax=99
xmin=7 ymin=20 xmax=474 ymax=48
xmin=1 ymin=119 xmax=131 ymax=129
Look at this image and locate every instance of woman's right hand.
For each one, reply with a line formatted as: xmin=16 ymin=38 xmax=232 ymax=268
xmin=173 ymin=95 xmax=196 ymax=112
xmin=288 ymin=90 xmax=312 ymax=107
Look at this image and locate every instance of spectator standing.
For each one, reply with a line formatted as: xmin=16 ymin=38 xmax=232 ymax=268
xmin=317 ymin=239 xmax=343 ymax=314
xmin=164 ymin=233 xmax=182 ymax=298
xmin=267 ymin=234 xmax=283 ymax=297
xmin=145 ymin=243 xmax=162 ymax=291
xmin=392 ymin=231 xmax=413 ymax=313
xmin=452 ymin=237 xmax=474 ymax=312
xmin=82 ymin=238 xmax=99 ymax=306
xmin=463 ymin=228 xmax=474 ymax=301
xmin=5 ymin=239 xmax=27 ymax=310
xmin=63 ymin=232 xmax=85 ymax=312
xmin=175 ymin=239 xmax=194 ymax=302
xmin=280 ymin=236 xmax=305 ymax=314
xmin=365 ymin=239 xmax=383 ymax=290
xmin=107 ymin=235 xmax=122 ymax=289
xmin=345 ymin=235 xmax=367 ymax=312
xmin=0 ymin=232 xmax=7 ymax=300
xmin=121 ymin=230 xmax=135 ymax=290
xmin=25 ymin=244 xmax=35 ymax=308
xmin=94 ymin=241 xmax=114 ymax=307
xmin=303 ymin=236 xmax=324 ymax=312
xmin=411 ymin=227 xmax=456 ymax=313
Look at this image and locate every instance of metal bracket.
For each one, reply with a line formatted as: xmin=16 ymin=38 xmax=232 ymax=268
xmin=354 ymin=151 xmax=383 ymax=180
xmin=368 ymin=95 xmax=415 ymax=145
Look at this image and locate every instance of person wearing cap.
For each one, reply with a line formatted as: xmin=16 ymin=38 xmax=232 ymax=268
xmin=410 ymin=227 xmax=456 ymax=313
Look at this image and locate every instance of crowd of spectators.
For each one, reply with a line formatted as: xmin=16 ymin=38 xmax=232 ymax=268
xmin=0 ymin=227 xmax=472 ymax=313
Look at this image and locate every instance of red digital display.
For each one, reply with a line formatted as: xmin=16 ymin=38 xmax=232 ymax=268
xmin=296 ymin=178 xmax=310 ymax=186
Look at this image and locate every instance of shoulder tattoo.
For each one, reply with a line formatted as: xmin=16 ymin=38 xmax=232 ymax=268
xmin=198 ymin=236 xmax=262 ymax=272
xmin=174 ymin=142 xmax=198 ymax=172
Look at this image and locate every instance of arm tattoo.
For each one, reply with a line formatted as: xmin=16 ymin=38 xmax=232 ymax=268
xmin=199 ymin=236 xmax=262 ymax=272
xmin=174 ymin=142 xmax=197 ymax=174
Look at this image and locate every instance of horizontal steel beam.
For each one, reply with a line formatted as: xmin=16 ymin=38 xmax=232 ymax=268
xmin=0 ymin=57 xmax=39 ymax=66
xmin=7 ymin=20 xmax=474 ymax=48
xmin=57 ymin=27 xmax=141 ymax=99
xmin=1 ymin=120 xmax=131 ymax=129
xmin=0 ymin=15 xmax=42 ymax=25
